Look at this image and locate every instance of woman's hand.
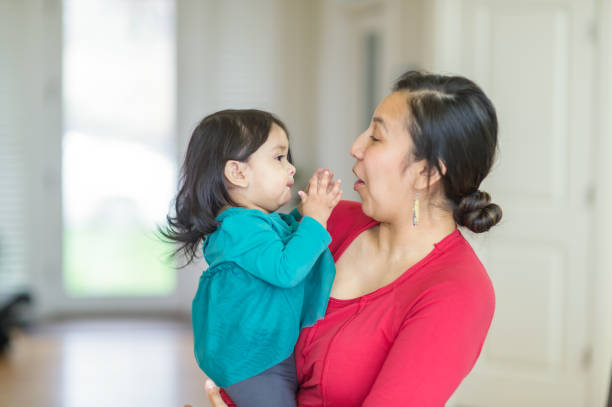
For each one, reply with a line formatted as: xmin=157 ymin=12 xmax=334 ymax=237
xmin=205 ymin=379 xmax=228 ymax=407
xmin=184 ymin=379 xmax=227 ymax=407
xmin=298 ymin=168 xmax=342 ymax=228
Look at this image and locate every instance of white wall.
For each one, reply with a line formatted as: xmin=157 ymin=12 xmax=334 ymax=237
xmin=0 ymin=0 xmax=63 ymax=318
xmin=314 ymin=0 xmax=431 ymax=201
xmin=0 ymin=1 xmax=28 ymax=293
xmin=177 ymin=0 xmax=320 ymax=195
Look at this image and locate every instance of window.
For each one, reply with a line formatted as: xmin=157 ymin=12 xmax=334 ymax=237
xmin=62 ymin=0 xmax=176 ymax=297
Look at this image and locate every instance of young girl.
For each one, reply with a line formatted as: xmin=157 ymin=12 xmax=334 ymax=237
xmin=162 ymin=109 xmax=342 ymax=407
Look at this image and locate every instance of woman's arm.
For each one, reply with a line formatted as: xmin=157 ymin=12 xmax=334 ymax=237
xmin=362 ymin=284 xmax=494 ymax=406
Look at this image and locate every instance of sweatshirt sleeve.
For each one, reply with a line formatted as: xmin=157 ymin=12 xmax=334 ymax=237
xmin=361 ymin=280 xmax=495 ymax=406
xmin=221 ymin=212 xmax=331 ymax=288
xmin=278 ymin=207 xmax=303 ymax=226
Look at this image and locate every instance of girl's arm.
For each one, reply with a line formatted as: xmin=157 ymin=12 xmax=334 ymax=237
xmin=278 ymin=207 xmax=302 ymax=225
xmin=221 ymin=211 xmax=331 ymax=288
xmin=223 ymin=169 xmax=340 ymax=288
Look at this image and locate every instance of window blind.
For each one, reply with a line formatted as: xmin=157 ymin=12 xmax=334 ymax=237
xmin=0 ymin=1 xmax=28 ymax=295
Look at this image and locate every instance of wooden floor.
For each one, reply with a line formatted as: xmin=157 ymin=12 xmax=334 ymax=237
xmin=0 ymin=318 xmax=212 ymax=407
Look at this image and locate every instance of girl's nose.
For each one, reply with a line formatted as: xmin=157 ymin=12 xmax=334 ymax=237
xmin=288 ymin=163 xmax=296 ymax=176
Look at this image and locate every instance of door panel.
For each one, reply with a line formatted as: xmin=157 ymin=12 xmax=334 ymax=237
xmin=436 ymin=1 xmax=595 ymax=406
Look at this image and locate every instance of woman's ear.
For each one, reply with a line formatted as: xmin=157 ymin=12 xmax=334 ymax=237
xmin=224 ymin=160 xmax=249 ymax=188
xmin=414 ymin=159 xmax=446 ymax=190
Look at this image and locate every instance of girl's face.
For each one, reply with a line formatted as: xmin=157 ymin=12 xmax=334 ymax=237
xmin=243 ymin=124 xmax=296 ymax=213
xmin=350 ymin=91 xmax=421 ymax=220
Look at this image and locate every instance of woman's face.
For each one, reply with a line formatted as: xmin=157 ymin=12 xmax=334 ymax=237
xmin=350 ymin=91 xmax=420 ymax=220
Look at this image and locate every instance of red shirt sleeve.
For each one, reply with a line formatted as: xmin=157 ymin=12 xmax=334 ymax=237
xmin=361 ymin=275 xmax=495 ymax=406
xmin=219 ymin=389 xmax=235 ymax=406
xmin=327 ymin=201 xmax=377 ymax=261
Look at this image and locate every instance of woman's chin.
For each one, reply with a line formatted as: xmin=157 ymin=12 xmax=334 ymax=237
xmin=358 ymin=193 xmax=381 ymax=220
xmin=358 ymin=194 xmax=373 ymax=215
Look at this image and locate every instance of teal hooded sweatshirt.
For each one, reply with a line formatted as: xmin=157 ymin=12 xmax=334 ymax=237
xmin=192 ymin=207 xmax=335 ymax=387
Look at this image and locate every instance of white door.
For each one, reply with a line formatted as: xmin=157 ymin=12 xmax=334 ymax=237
xmin=428 ymin=1 xmax=596 ymax=406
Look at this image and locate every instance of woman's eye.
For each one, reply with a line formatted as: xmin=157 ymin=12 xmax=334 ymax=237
xmin=369 ymin=135 xmax=380 ymax=142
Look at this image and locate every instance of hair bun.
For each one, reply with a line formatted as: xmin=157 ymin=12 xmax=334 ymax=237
xmin=454 ymin=190 xmax=502 ymax=233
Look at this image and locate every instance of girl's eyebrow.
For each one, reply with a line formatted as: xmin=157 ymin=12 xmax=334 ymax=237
xmin=271 ymin=144 xmax=289 ymax=151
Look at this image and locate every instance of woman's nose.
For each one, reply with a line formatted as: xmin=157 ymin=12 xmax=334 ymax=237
xmin=350 ymin=133 xmax=366 ymax=159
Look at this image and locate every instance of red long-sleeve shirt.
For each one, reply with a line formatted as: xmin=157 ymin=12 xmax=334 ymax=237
xmin=221 ymin=200 xmax=495 ymax=406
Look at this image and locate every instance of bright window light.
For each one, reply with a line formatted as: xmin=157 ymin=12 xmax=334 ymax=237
xmin=62 ymin=0 xmax=176 ymax=297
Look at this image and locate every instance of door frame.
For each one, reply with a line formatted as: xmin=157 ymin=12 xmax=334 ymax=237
xmin=592 ymin=0 xmax=612 ymax=405
xmin=26 ymin=0 xmax=196 ymax=319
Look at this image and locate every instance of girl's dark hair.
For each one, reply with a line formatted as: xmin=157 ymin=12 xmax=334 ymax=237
xmin=160 ymin=109 xmax=291 ymax=265
xmin=393 ymin=71 xmax=502 ymax=233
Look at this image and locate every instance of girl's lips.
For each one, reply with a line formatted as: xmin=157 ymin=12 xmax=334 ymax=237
xmin=353 ymin=180 xmax=365 ymax=191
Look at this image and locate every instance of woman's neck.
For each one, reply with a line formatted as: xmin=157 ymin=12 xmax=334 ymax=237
xmin=371 ymin=204 xmax=456 ymax=263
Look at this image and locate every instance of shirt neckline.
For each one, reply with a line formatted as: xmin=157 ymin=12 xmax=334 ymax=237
xmin=328 ymin=227 xmax=462 ymax=305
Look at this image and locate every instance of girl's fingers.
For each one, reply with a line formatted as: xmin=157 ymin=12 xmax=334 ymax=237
xmin=317 ymin=168 xmax=326 ymax=185
xmin=306 ymin=169 xmax=322 ymax=193
xmin=331 ymin=180 xmax=342 ymax=196
xmin=326 ymin=171 xmax=335 ymax=193
xmin=329 ymin=180 xmax=342 ymax=206
xmin=297 ymin=190 xmax=307 ymax=201
xmin=308 ymin=171 xmax=319 ymax=194
xmin=319 ymin=170 xmax=330 ymax=194
xmin=205 ymin=380 xmax=228 ymax=407
xmin=331 ymin=190 xmax=343 ymax=207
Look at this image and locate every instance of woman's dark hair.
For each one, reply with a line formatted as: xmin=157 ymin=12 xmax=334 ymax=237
xmin=160 ymin=109 xmax=291 ymax=265
xmin=393 ymin=71 xmax=502 ymax=233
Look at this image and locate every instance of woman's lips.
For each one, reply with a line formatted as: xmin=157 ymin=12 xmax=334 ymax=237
xmin=352 ymin=168 xmax=365 ymax=191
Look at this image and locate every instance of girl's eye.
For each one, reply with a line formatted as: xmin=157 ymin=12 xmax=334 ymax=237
xmin=275 ymin=155 xmax=285 ymax=161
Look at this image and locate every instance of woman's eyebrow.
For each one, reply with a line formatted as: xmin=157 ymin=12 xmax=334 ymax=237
xmin=372 ymin=117 xmax=387 ymax=132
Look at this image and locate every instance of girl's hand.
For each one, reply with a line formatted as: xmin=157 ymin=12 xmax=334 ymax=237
xmin=205 ymin=379 xmax=228 ymax=407
xmin=297 ymin=168 xmax=338 ymax=215
xmin=298 ymin=168 xmax=342 ymax=228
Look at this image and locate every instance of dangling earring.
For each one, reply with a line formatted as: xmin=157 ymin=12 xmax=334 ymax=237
xmin=412 ymin=192 xmax=419 ymax=227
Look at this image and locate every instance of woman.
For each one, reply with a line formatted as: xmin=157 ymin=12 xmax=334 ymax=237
xmin=206 ymin=71 xmax=502 ymax=406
